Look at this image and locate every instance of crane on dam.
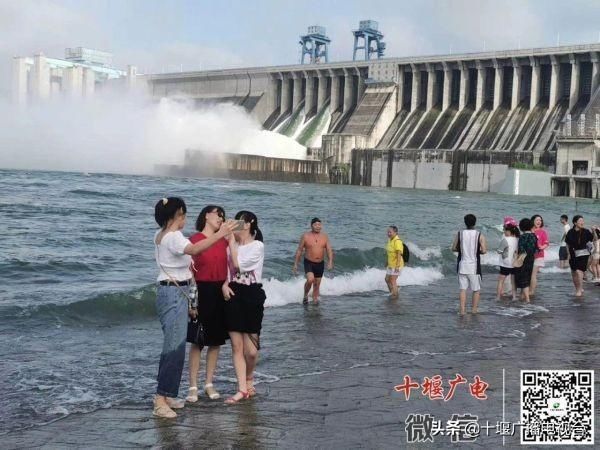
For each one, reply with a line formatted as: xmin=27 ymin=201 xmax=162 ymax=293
xmin=352 ymin=20 xmax=386 ymax=61
xmin=299 ymin=25 xmax=331 ymax=64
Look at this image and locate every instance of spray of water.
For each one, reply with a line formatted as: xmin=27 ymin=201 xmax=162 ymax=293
xmin=0 ymin=92 xmax=307 ymax=174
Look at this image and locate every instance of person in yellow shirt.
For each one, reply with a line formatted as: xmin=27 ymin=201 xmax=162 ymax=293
xmin=385 ymin=226 xmax=404 ymax=298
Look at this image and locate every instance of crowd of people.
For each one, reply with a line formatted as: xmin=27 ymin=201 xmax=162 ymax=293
xmin=151 ymin=197 xmax=599 ymax=418
xmin=454 ymin=213 xmax=600 ymax=315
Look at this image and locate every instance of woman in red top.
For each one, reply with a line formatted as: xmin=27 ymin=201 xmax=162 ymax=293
xmin=530 ymin=214 xmax=549 ymax=297
xmin=186 ymin=205 xmax=230 ymax=402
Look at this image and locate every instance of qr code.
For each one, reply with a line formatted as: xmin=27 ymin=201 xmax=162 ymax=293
xmin=521 ymin=370 xmax=594 ymax=445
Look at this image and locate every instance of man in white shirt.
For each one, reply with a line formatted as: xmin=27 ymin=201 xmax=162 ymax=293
xmin=451 ymin=214 xmax=487 ymax=316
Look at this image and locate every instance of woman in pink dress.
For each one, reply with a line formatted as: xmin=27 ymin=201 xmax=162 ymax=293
xmin=530 ymin=214 xmax=549 ymax=297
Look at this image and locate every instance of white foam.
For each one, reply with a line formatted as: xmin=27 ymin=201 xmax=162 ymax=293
xmin=482 ymin=243 xmax=562 ymax=267
xmin=263 ymin=267 xmax=444 ymax=307
xmin=406 ymin=242 xmax=442 ymax=261
xmin=540 ymin=266 xmax=571 ymax=274
xmin=508 ymin=330 xmax=526 ymax=338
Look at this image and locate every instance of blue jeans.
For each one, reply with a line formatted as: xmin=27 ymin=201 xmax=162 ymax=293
xmin=155 ymin=284 xmax=189 ymax=398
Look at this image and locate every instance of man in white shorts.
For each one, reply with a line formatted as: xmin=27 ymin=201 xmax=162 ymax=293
xmin=452 ymin=214 xmax=487 ymax=315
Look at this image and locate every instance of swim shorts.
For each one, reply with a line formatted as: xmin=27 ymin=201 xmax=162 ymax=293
xmin=304 ymin=258 xmax=325 ymax=278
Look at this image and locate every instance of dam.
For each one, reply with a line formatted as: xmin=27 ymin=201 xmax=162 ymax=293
xmin=147 ymin=43 xmax=600 ymax=196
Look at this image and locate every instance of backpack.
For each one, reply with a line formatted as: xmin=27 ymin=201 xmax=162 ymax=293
xmin=402 ymin=241 xmax=410 ymax=263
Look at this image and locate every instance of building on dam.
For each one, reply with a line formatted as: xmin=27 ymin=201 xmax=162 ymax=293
xmin=12 ymin=47 xmax=134 ymax=104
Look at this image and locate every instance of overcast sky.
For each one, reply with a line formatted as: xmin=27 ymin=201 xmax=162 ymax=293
xmin=2 ymin=0 xmax=600 ymax=91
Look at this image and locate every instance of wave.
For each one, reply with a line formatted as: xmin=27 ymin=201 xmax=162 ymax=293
xmin=68 ymin=189 xmax=115 ymax=198
xmin=295 ymin=244 xmax=445 ymax=274
xmin=2 ymin=286 xmax=157 ymax=324
xmin=263 ymin=267 xmax=444 ymax=307
xmin=228 ymin=189 xmax=276 ymax=197
xmin=0 ymin=258 xmax=94 ymax=278
xmin=2 ymin=266 xmax=444 ymax=321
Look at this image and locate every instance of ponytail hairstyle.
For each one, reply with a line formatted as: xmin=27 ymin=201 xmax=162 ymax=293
xmin=234 ymin=210 xmax=263 ymax=242
xmin=155 ymin=197 xmax=187 ymax=228
xmin=506 ymin=224 xmax=520 ymax=237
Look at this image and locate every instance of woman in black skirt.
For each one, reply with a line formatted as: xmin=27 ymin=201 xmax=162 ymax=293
xmin=514 ymin=218 xmax=538 ymax=303
xmin=186 ymin=205 xmax=231 ymax=402
xmin=222 ymin=210 xmax=266 ymax=404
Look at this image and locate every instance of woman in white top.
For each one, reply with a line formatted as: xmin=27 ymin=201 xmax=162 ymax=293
xmin=152 ymin=197 xmax=234 ymax=419
xmin=496 ymin=221 xmax=520 ymax=301
xmin=222 ymin=210 xmax=266 ymax=404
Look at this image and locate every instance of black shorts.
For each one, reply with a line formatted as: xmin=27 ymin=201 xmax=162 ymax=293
xmin=569 ymin=255 xmax=589 ymax=273
xmin=499 ymin=266 xmax=514 ymax=276
xmin=559 ymin=246 xmax=569 ymax=261
xmin=304 ymin=258 xmax=325 ymax=278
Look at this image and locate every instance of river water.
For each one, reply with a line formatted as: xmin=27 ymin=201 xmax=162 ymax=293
xmin=1 ymin=169 xmax=598 ymax=446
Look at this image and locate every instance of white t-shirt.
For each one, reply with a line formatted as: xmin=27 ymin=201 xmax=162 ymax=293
xmin=499 ymin=236 xmax=518 ymax=268
xmin=228 ymin=240 xmax=265 ymax=284
xmin=154 ymin=230 xmax=192 ymax=282
xmin=560 ymin=223 xmax=570 ymax=247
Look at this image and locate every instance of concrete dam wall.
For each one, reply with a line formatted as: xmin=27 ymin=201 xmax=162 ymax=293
xmin=146 ymin=43 xmax=600 ymax=193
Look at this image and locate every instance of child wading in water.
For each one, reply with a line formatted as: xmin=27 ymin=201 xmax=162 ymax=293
xmin=496 ymin=218 xmax=520 ymax=301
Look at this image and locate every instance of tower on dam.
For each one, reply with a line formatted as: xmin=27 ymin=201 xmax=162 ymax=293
xmin=299 ymin=26 xmax=331 ymax=64
xmin=352 ymin=20 xmax=386 ymax=61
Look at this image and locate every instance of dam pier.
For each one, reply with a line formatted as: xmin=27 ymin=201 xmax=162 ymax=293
xmin=148 ymin=43 xmax=600 ymax=198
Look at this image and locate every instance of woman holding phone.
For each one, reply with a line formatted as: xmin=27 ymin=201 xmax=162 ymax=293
xmin=153 ymin=198 xmax=234 ymax=418
xmin=222 ymin=210 xmax=266 ymax=404
xmin=186 ymin=205 xmax=233 ymax=402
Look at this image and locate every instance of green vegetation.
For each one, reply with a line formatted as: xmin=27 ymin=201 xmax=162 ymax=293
xmin=511 ymin=162 xmax=548 ymax=172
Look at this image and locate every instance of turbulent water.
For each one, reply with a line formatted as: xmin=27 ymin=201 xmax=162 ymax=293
xmin=1 ymin=169 xmax=599 ymax=436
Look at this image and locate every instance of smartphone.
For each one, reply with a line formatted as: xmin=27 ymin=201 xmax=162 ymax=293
xmin=232 ymin=219 xmax=246 ymax=231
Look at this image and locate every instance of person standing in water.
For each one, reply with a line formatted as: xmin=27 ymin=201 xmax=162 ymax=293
xmin=530 ymin=214 xmax=549 ymax=297
xmin=186 ymin=205 xmax=230 ymax=403
xmin=451 ymin=214 xmax=487 ymax=316
xmin=385 ymin=226 xmax=404 ymax=299
xmin=565 ymin=215 xmax=594 ymax=297
xmin=222 ymin=211 xmax=266 ymax=404
xmin=558 ymin=215 xmax=570 ymax=269
xmin=496 ymin=218 xmax=519 ymax=301
xmin=152 ymin=197 xmax=234 ymax=418
xmin=293 ymin=218 xmax=334 ymax=304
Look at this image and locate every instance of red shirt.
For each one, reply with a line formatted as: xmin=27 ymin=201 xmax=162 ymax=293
xmin=533 ymin=228 xmax=548 ymax=259
xmin=189 ymin=233 xmax=228 ymax=282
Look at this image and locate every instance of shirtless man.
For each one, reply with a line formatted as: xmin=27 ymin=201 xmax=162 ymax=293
xmin=293 ymin=218 xmax=334 ymax=304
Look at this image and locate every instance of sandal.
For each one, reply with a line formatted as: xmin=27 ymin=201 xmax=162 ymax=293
xmin=153 ymin=401 xmax=177 ymax=419
xmin=185 ymin=386 xmax=198 ymax=403
xmin=204 ymin=383 xmax=220 ymax=400
xmin=166 ymin=397 xmax=185 ymax=409
xmin=224 ymin=391 xmax=249 ymax=405
xmin=246 ymin=378 xmax=256 ymax=397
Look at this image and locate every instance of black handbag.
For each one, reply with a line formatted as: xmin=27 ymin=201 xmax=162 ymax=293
xmin=187 ymin=318 xmax=205 ymax=347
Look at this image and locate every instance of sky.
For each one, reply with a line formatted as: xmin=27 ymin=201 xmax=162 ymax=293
xmin=3 ymin=0 xmax=600 ymax=76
